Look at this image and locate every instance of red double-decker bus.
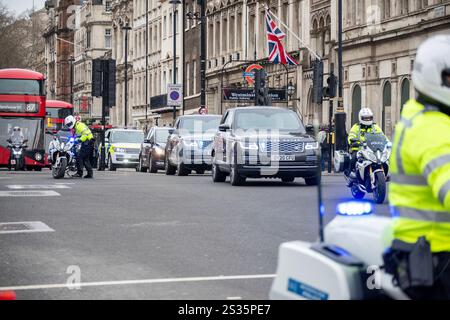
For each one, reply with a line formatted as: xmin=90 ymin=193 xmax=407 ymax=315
xmin=0 ymin=69 xmax=46 ymax=170
xmin=45 ymin=100 xmax=73 ymax=132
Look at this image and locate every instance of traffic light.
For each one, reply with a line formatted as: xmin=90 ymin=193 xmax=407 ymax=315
xmin=254 ymin=69 xmax=271 ymax=106
xmin=325 ymin=72 xmax=337 ymax=98
xmin=106 ymin=59 xmax=116 ymax=108
xmin=312 ymin=59 xmax=323 ymax=104
xmin=92 ymin=59 xmax=103 ymax=97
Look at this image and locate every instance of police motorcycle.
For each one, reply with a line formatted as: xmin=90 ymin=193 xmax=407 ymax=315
xmin=6 ymin=137 xmax=28 ymax=171
xmin=335 ymin=133 xmax=392 ymax=204
xmin=49 ymin=133 xmax=79 ymax=179
xmin=269 ymin=130 xmax=409 ymax=300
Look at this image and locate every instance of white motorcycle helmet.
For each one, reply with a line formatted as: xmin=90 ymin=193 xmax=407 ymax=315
xmin=64 ymin=115 xmax=76 ymax=129
xmin=412 ymin=35 xmax=450 ymax=107
xmin=359 ymin=108 xmax=374 ymax=126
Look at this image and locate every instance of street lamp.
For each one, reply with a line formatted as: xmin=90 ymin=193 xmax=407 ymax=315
xmin=68 ymin=56 xmax=75 ymax=105
xmin=186 ymin=1 xmax=206 ymax=110
xmin=145 ymin=0 xmax=149 ymax=132
xmin=287 ymin=80 xmax=296 ymax=99
xmin=122 ymin=23 xmax=132 ymax=128
xmin=169 ymin=0 xmax=181 ymax=122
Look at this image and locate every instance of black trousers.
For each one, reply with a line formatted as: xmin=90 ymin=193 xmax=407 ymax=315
xmin=77 ymin=139 xmax=94 ymax=177
xmin=404 ymin=252 xmax=450 ymax=300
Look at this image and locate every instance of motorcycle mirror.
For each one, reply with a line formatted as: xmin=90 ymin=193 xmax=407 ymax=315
xmin=7 ymin=139 xmax=11 ymax=143
xmin=23 ymin=139 xmax=28 ymax=143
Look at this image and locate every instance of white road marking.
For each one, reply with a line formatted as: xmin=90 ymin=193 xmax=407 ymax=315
xmin=0 ymin=274 xmax=276 ymax=291
xmin=0 ymin=190 xmax=61 ymax=197
xmin=226 ymin=296 xmax=242 ymax=300
xmin=7 ymin=185 xmax=71 ymax=189
xmin=0 ymin=221 xmax=54 ymax=234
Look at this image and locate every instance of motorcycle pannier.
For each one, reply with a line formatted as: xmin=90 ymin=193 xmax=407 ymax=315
xmin=334 ymin=150 xmax=350 ymax=173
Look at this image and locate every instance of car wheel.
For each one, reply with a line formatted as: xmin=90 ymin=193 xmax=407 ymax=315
xmin=211 ymin=153 xmax=226 ymax=183
xmin=176 ymin=161 xmax=190 ymax=176
xmin=165 ymin=155 xmax=176 ymax=175
xmin=281 ymin=177 xmax=295 ymax=183
xmin=229 ymin=148 xmax=245 ymax=186
xmin=138 ymin=156 xmax=147 ymax=172
xmin=304 ymin=176 xmax=319 ymax=186
xmin=149 ymin=155 xmax=158 ymax=173
xmin=109 ymin=156 xmax=116 ymax=171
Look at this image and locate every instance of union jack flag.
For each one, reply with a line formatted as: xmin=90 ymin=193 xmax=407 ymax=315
xmin=265 ymin=12 xmax=298 ymax=66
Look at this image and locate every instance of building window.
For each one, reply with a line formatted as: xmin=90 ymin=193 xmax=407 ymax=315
xmin=86 ymin=30 xmax=91 ymax=48
xmin=351 ymin=84 xmax=362 ymax=125
xmin=105 ymin=29 xmax=112 ymax=48
xmin=382 ymin=81 xmax=392 ymax=132
xmin=193 ymin=60 xmax=197 ymax=94
xmin=105 ymin=1 xmax=112 ymax=12
xmin=186 ymin=62 xmax=190 ymax=96
xmin=400 ymin=79 xmax=410 ymax=113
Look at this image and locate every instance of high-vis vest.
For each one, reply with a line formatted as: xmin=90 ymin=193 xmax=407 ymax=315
xmin=347 ymin=123 xmax=383 ymax=151
xmin=389 ymin=99 xmax=450 ymax=252
xmin=74 ymin=122 xmax=93 ymax=142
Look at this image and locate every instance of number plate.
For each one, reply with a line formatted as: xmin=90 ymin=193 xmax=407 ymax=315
xmin=10 ymin=160 xmax=16 ymax=165
xmin=271 ymin=155 xmax=295 ymax=161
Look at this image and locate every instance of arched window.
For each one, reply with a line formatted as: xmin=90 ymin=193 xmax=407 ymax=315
xmin=351 ymin=84 xmax=362 ymax=124
xmin=319 ymin=17 xmax=325 ymax=57
xmin=400 ymin=78 xmax=410 ymax=113
xmin=382 ymin=81 xmax=391 ymax=132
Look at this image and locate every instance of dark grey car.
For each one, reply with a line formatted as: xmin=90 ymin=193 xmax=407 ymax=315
xmin=138 ymin=126 xmax=173 ymax=173
xmin=211 ymin=107 xmax=320 ymax=186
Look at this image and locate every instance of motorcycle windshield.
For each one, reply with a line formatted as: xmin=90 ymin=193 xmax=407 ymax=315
xmin=364 ymin=133 xmax=387 ymax=152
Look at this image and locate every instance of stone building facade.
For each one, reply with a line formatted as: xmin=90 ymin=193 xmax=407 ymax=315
xmin=73 ymin=0 xmax=113 ymax=121
xmin=110 ymin=0 xmax=134 ymax=127
xmin=43 ymin=0 xmax=77 ymax=102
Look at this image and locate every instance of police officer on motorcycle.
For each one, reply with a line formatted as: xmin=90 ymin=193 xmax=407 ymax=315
xmin=64 ymin=115 xmax=94 ymax=179
xmin=345 ymin=108 xmax=386 ymax=180
xmin=386 ymin=35 xmax=450 ymax=300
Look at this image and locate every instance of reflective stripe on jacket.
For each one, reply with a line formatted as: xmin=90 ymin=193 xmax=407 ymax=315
xmin=347 ymin=123 xmax=383 ymax=151
xmin=74 ymin=122 xmax=93 ymax=142
xmin=389 ymin=99 xmax=450 ymax=252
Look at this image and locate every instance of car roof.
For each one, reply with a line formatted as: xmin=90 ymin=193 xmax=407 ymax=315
xmin=178 ymin=114 xmax=221 ymax=118
xmin=231 ymin=106 xmax=292 ymax=111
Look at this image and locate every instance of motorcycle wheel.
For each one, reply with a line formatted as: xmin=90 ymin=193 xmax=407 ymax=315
xmin=351 ymin=185 xmax=365 ymax=199
xmin=15 ymin=158 xmax=23 ymax=171
xmin=373 ymin=171 xmax=386 ymax=204
xmin=52 ymin=157 xmax=67 ymax=179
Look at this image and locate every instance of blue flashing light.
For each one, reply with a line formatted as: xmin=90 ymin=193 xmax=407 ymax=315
xmin=336 ymin=201 xmax=374 ymax=216
xmin=69 ymin=138 xmax=75 ymax=143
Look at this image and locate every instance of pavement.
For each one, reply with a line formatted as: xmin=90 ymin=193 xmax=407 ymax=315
xmin=0 ymin=168 xmax=390 ymax=299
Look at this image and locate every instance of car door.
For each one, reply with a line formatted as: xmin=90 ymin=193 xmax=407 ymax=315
xmin=215 ymin=111 xmax=229 ymax=165
xmin=223 ymin=110 xmax=234 ymax=167
xmin=166 ymin=119 xmax=180 ymax=164
xmin=142 ymin=128 xmax=154 ymax=166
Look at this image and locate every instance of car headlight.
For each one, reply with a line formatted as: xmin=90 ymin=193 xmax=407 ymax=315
xmin=154 ymin=146 xmax=164 ymax=155
xmin=182 ymin=140 xmax=198 ymax=148
xmin=238 ymin=141 xmax=259 ymax=150
xmin=115 ymin=147 xmax=126 ymax=153
xmin=305 ymin=142 xmax=319 ymax=150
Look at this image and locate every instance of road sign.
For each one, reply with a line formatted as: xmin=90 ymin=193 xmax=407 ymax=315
xmin=198 ymin=105 xmax=208 ymax=114
xmin=167 ymin=84 xmax=183 ymax=106
xmin=244 ymin=64 xmax=263 ymax=85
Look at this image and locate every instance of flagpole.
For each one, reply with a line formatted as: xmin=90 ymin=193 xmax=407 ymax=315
xmin=265 ymin=5 xmax=321 ymax=61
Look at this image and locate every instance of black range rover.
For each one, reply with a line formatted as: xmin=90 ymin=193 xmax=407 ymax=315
xmin=211 ymin=106 xmax=319 ymax=186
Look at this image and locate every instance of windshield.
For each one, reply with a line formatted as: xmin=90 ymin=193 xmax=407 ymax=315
xmin=0 ymin=117 xmax=43 ymax=149
xmin=111 ymin=131 xmax=144 ymax=143
xmin=180 ymin=116 xmax=221 ymax=133
xmin=46 ymin=107 xmax=73 ymax=119
xmin=364 ymin=133 xmax=388 ymax=152
xmin=0 ymin=79 xmax=43 ymax=95
xmin=235 ymin=108 xmax=305 ymax=132
xmin=155 ymin=129 xmax=171 ymax=143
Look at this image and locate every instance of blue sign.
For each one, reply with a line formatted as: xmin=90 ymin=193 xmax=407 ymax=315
xmin=243 ymin=72 xmax=254 ymax=77
xmin=287 ymin=278 xmax=329 ymax=300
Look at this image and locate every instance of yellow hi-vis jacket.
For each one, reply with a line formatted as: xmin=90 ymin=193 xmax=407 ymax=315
xmin=389 ymin=99 xmax=450 ymax=252
xmin=347 ymin=123 xmax=384 ymax=151
xmin=74 ymin=122 xmax=93 ymax=142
